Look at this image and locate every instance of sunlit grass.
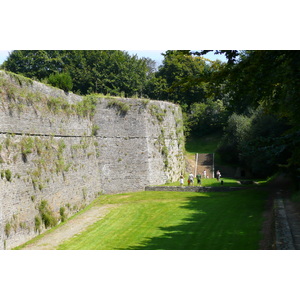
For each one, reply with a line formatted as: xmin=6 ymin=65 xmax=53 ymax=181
xmin=185 ymin=132 xmax=222 ymax=162
xmin=164 ymin=177 xmax=241 ymax=187
xmin=57 ymin=189 xmax=267 ymax=250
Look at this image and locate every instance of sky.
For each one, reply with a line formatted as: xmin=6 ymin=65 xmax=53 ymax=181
xmin=0 ymin=50 xmax=226 ymax=67
xmin=126 ymin=50 xmax=227 ymax=66
xmin=0 ymin=50 xmax=10 ymax=64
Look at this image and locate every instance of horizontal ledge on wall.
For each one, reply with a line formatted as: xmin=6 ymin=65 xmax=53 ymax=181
xmin=0 ymin=131 xmax=89 ymax=138
xmin=0 ymin=132 xmax=167 ymax=140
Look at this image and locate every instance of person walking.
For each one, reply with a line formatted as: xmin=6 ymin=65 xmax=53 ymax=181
xmin=216 ymin=170 xmax=221 ymax=181
xmin=188 ymin=173 xmax=194 ymax=186
xmin=196 ymin=173 xmax=201 ymax=185
xmin=179 ymin=174 xmax=184 ymax=187
xmin=203 ymin=170 xmax=207 ymax=179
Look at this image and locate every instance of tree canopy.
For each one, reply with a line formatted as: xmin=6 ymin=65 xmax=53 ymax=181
xmin=1 ymin=50 xmax=155 ymax=96
xmin=201 ymin=50 xmax=300 ymax=180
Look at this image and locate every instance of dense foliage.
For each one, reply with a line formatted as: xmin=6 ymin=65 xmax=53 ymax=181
xmin=203 ymin=50 xmax=300 ymax=180
xmin=217 ymin=108 xmax=289 ymax=177
xmin=144 ymin=50 xmax=229 ymax=136
xmin=1 ymin=50 xmax=155 ymax=96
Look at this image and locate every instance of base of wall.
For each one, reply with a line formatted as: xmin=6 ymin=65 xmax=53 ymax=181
xmin=145 ymin=186 xmax=246 ymax=192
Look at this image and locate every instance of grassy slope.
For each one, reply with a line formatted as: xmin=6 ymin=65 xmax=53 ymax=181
xmin=185 ymin=132 xmax=222 ymax=154
xmin=185 ymin=132 xmax=223 ymax=161
xmin=58 ymin=189 xmax=267 ymax=250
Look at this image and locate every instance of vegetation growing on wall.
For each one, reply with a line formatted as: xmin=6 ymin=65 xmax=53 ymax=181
xmin=1 ymin=169 xmax=12 ymax=181
xmin=0 ymin=132 xmax=99 ymax=240
xmin=148 ymin=103 xmax=166 ymax=122
xmin=107 ymin=99 xmax=131 ymax=115
xmin=154 ymin=128 xmax=170 ymax=170
xmin=0 ymin=71 xmax=99 ymax=119
xmin=38 ymin=200 xmax=57 ymax=229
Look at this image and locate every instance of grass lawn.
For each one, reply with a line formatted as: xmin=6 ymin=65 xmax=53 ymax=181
xmin=164 ymin=177 xmax=241 ymax=187
xmin=58 ymin=188 xmax=267 ymax=250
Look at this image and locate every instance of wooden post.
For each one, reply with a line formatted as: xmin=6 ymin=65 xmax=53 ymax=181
xmin=212 ymin=152 xmax=215 ymax=178
xmin=194 ymin=153 xmax=198 ymax=177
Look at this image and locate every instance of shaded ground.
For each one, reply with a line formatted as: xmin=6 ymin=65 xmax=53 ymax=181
xmin=284 ymin=197 xmax=300 ymax=249
xmin=260 ymin=174 xmax=300 ymax=250
xmin=259 ymin=190 xmax=275 ymax=249
xmin=21 ymin=204 xmax=119 ymax=250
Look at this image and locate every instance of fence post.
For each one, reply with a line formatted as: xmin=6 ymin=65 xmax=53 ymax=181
xmin=212 ymin=153 xmax=215 ymax=178
xmin=194 ymin=153 xmax=198 ymax=177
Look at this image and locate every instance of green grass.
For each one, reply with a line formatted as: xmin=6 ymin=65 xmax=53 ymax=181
xmin=57 ymin=188 xmax=267 ymax=250
xmin=164 ymin=177 xmax=241 ymax=187
xmin=185 ymin=132 xmax=223 ymax=163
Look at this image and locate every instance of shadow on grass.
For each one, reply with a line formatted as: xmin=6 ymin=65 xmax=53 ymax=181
xmin=117 ymin=190 xmax=265 ymax=250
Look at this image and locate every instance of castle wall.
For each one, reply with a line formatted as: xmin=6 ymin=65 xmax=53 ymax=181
xmin=0 ymin=71 xmax=185 ymax=249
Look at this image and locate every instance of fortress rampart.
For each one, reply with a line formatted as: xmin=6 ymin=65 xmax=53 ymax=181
xmin=0 ymin=71 xmax=185 ymax=249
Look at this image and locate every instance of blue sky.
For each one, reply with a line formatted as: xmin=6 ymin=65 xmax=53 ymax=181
xmin=127 ymin=50 xmax=227 ymax=66
xmin=0 ymin=50 xmax=226 ymax=66
xmin=0 ymin=50 xmax=10 ymax=64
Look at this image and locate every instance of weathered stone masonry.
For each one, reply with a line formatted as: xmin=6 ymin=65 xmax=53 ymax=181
xmin=0 ymin=71 xmax=185 ymax=249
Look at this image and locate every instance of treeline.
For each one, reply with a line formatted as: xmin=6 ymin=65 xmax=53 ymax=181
xmin=1 ymin=50 xmax=155 ymax=96
xmin=1 ymin=50 xmax=229 ymax=135
xmin=1 ymin=50 xmax=300 ymax=181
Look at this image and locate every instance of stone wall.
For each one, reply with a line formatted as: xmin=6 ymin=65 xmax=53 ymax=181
xmin=0 ymin=71 xmax=185 ymax=249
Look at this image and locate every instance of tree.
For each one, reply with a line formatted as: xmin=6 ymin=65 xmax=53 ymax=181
xmin=47 ymin=72 xmax=73 ymax=92
xmin=196 ymin=50 xmax=300 ymax=181
xmin=187 ymin=99 xmax=228 ymax=137
xmin=153 ymin=50 xmax=209 ymax=106
xmin=217 ymin=112 xmax=252 ymax=165
xmin=2 ymin=50 xmax=64 ymax=79
xmin=2 ymin=50 xmax=154 ymax=97
xmin=217 ymin=107 xmax=290 ymax=177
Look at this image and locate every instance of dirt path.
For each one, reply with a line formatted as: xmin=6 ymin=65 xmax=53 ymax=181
xmin=22 ymin=204 xmax=119 ymax=250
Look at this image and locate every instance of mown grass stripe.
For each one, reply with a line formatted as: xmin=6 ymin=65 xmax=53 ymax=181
xmin=58 ymin=189 xmax=267 ymax=250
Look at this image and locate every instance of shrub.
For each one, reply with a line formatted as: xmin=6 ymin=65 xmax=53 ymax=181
xmin=34 ymin=216 xmax=41 ymax=233
xmin=47 ymin=97 xmax=72 ymax=114
xmin=38 ymin=200 xmax=57 ymax=229
xmin=92 ymin=125 xmax=100 ymax=136
xmin=76 ymin=94 xmax=99 ymax=118
xmin=148 ymin=104 xmax=166 ymax=122
xmin=21 ymin=137 xmax=34 ymax=162
xmin=107 ymin=99 xmax=130 ymax=115
xmin=47 ymin=72 xmax=73 ymax=92
xmin=5 ymin=169 xmax=12 ymax=182
xmin=60 ymin=207 xmax=66 ymax=222
xmin=141 ymin=99 xmax=150 ymax=108
xmin=5 ymin=223 xmax=11 ymax=237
